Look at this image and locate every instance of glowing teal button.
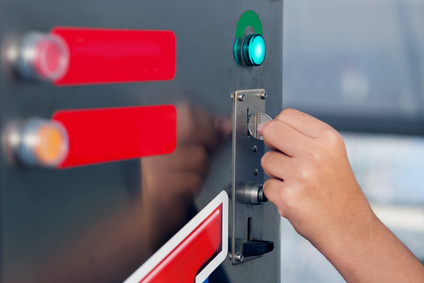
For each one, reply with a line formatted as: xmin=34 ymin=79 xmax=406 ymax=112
xmin=242 ymin=34 xmax=266 ymax=66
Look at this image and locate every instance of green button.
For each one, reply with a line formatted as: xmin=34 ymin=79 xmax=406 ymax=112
xmin=242 ymin=34 xmax=266 ymax=66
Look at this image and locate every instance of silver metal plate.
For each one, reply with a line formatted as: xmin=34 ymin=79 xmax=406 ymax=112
xmin=231 ymin=89 xmax=267 ymax=264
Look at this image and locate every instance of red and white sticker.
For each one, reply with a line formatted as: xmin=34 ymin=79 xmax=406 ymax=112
xmin=124 ymin=191 xmax=229 ymax=283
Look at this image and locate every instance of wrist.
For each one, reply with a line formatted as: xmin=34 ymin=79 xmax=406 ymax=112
xmin=313 ymin=202 xmax=382 ymax=281
xmin=319 ymin=207 xmax=424 ymax=283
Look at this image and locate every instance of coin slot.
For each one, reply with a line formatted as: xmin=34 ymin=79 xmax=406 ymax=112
xmin=247 ymin=217 xmax=252 ymax=241
xmin=247 ymin=108 xmax=251 ymax=136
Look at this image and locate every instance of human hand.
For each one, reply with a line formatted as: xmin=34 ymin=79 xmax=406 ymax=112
xmin=258 ymin=108 xmax=375 ymax=250
xmin=258 ymin=108 xmax=424 ymax=282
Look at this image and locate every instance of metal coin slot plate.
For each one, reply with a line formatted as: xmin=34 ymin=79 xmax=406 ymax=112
xmin=231 ymin=89 xmax=267 ymax=264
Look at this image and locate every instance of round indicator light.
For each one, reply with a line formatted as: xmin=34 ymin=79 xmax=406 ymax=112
xmin=233 ymin=38 xmax=243 ymax=66
xmin=17 ymin=32 xmax=70 ymax=82
xmin=18 ymin=119 xmax=69 ymax=167
xmin=242 ymin=34 xmax=266 ymax=67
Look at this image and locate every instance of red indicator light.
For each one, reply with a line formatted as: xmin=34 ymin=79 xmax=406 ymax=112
xmin=53 ymin=105 xmax=176 ymax=168
xmin=15 ymin=32 xmax=70 ymax=82
xmin=5 ymin=119 xmax=69 ymax=167
xmin=51 ymin=27 xmax=176 ymax=85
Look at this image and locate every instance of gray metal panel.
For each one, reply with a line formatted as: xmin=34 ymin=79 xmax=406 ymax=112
xmin=0 ymin=1 xmax=282 ymax=282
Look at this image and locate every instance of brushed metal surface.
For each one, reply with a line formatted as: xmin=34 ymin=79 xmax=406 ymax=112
xmin=231 ymin=89 xmax=268 ymax=264
xmin=0 ymin=1 xmax=283 ymax=282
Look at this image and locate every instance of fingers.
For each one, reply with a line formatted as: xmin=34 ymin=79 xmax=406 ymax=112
xmin=261 ymin=150 xmax=291 ymax=180
xmin=262 ymin=178 xmax=290 ymax=218
xmin=261 ymin=119 xmax=310 ymax=157
xmin=275 ymin=108 xmax=333 ymax=138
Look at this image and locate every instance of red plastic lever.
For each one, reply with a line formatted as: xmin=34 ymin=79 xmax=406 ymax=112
xmin=53 ymin=105 xmax=177 ymax=168
xmin=51 ymin=27 xmax=176 ymax=85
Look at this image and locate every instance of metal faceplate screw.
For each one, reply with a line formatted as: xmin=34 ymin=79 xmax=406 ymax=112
xmin=229 ymin=253 xmax=244 ymax=262
xmin=235 ymin=254 xmax=244 ymax=262
xmin=252 ymin=145 xmax=258 ymax=152
xmin=237 ymin=93 xmax=245 ymax=101
xmin=253 ymin=168 xmax=259 ymax=176
xmin=260 ymin=91 xmax=267 ymax=99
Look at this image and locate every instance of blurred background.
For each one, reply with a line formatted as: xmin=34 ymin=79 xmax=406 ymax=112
xmin=281 ymin=0 xmax=424 ymax=281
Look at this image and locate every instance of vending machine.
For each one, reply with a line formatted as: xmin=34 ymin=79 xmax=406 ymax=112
xmin=0 ymin=1 xmax=283 ymax=282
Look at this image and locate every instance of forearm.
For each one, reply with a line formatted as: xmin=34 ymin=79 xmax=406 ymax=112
xmin=259 ymin=108 xmax=424 ymax=282
xmin=320 ymin=209 xmax=424 ymax=283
